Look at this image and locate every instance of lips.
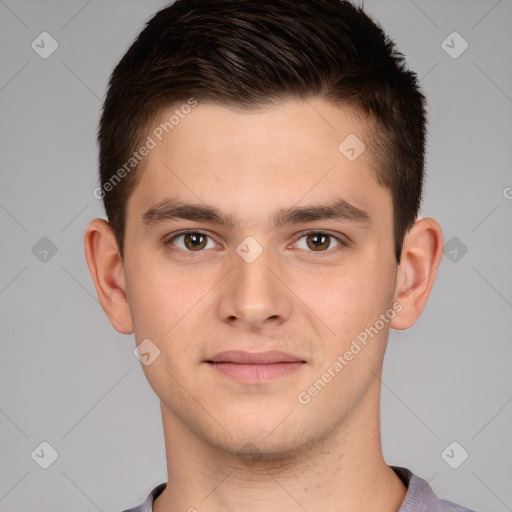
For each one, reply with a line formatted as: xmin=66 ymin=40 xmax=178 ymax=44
xmin=206 ymin=350 xmax=305 ymax=364
xmin=206 ymin=351 xmax=306 ymax=383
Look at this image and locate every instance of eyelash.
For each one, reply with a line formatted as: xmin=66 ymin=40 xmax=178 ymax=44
xmin=163 ymin=230 xmax=348 ymax=258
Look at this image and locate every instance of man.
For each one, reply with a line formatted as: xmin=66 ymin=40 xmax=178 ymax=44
xmin=84 ymin=0 xmax=476 ymax=510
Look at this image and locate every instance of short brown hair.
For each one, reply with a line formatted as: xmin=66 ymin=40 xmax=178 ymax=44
xmin=98 ymin=0 xmax=427 ymax=263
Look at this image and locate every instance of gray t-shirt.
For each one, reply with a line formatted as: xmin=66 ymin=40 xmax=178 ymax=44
xmin=121 ymin=466 xmax=476 ymax=512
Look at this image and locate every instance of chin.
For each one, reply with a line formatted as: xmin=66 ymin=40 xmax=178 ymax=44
xmin=220 ymin=436 xmax=311 ymax=466
xmin=203 ymin=417 xmax=326 ymax=466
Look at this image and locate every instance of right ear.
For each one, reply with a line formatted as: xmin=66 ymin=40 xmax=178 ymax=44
xmin=84 ymin=218 xmax=134 ymax=334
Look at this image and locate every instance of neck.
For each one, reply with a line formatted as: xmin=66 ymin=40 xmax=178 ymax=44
xmin=154 ymin=379 xmax=407 ymax=512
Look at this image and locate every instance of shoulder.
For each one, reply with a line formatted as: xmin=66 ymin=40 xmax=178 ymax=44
xmin=430 ymin=500 xmax=478 ymax=512
xmin=121 ymin=483 xmax=167 ymax=512
xmin=391 ymin=466 xmax=477 ymax=512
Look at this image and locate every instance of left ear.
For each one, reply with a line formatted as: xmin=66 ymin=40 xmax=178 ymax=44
xmin=390 ymin=217 xmax=444 ymax=330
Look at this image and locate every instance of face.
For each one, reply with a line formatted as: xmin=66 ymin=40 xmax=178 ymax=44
xmin=122 ymin=99 xmax=399 ymax=458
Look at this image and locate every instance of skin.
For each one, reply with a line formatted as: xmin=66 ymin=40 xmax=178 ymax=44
xmin=85 ymin=98 xmax=443 ymax=512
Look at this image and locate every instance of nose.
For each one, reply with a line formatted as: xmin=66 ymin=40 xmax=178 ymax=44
xmin=215 ymin=240 xmax=292 ymax=330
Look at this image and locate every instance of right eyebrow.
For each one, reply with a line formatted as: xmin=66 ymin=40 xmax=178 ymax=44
xmin=142 ymin=199 xmax=237 ymax=228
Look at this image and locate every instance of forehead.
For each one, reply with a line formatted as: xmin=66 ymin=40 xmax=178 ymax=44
xmin=127 ymin=99 xmax=391 ymax=232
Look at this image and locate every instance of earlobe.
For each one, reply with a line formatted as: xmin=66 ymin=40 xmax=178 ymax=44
xmin=84 ymin=218 xmax=134 ymax=334
xmin=390 ymin=218 xmax=444 ymax=330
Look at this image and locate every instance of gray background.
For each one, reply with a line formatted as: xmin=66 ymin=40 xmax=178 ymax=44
xmin=0 ymin=0 xmax=511 ymax=510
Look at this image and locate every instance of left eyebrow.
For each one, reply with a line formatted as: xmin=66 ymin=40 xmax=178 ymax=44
xmin=141 ymin=197 xmax=372 ymax=231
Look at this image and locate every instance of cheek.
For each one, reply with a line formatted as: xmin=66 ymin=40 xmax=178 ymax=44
xmin=126 ymin=250 xmax=205 ymax=332
xmin=127 ymin=264 xmax=206 ymax=389
xmin=304 ymin=264 xmax=385 ymax=320
xmin=297 ymin=261 xmax=395 ymax=357
xmin=125 ymin=256 xmax=221 ymax=378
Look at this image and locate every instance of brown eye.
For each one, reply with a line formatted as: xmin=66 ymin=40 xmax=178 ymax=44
xmin=166 ymin=231 xmax=216 ymax=254
xmin=307 ymin=233 xmax=330 ymax=250
xmin=294 ymin=231 xmax=343 ymax=252
xmin=182 ymin=233 xmax=208 ymax=250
